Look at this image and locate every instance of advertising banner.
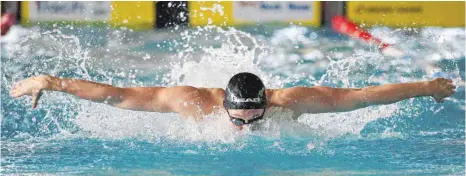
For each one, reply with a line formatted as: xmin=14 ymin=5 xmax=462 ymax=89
xmin=26 ymin=1 xmax=111 ymax=21
xmin=189 ymin=1 xmax=320 ymax=27
xmin=347 ymin=2 xmax=465 ymax=27
xmin=21 ymin=1 xmax=155 ymax=29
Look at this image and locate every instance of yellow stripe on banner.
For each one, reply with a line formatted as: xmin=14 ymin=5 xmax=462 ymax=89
xmin=347 ymin=2 xmax=465 ymax=27
xmin=189 ymin=1 xmax=320 ymax=27
xmin=111 ymin=1 xmax=155 ymax=29
xmin=20 ymin=1 xmax=30 ymax=25
xmin=189 ymin=1 xmax=233 ymax=26
xmin=288 ymin=1 xmax=320 ymax=27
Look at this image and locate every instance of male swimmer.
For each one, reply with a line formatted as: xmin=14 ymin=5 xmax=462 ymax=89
xmin=11 ymin=72 xmax=456 ymax=129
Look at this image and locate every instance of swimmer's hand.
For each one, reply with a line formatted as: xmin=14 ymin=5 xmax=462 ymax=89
xmin=10 ymin=75 xmax=51 ymax=108
xmin=429 ymin=78 xmax=456 ymax=103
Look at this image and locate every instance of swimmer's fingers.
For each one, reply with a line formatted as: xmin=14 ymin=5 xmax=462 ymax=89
xmin=433 ymin=90 xmax=454 ymax=103
xmin=447 ymin=83 xmax=456 ymax=90
xmin=449 ymin=89 xmax=456 ymax=95
xmin=31 ymin=90 xmax=43 ymax=108
xmin=445 ymin=83 xmax=456 ymax=96
xmin=10 ymin=82 xmax=28 ymax=98
xmin=433 ymin=97 xmax=445 ymax=103
xmin=10 ymin=76 xmax=47 ymax=98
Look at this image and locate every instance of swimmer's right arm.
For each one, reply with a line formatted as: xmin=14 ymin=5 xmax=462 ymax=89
xmin=10 ymin=75 xmax=198 ymax=113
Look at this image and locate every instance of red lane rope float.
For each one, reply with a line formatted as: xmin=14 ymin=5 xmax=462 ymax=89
xmin=332 ymin=15 xmax=390 ymax=50
xmin=332 ymin=15 xmax=406 ymax=57
xmin=1 ymin=13 xmax=14 ymax=36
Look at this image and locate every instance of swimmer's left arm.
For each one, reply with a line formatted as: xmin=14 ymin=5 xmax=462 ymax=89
xmin=348 ymin=78 xmax=455 ymax=107
xmin=278 ymin=78 xmax=456 ymax=113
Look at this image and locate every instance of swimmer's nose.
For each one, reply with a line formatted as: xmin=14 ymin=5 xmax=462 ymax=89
xmin=243 ymin=110 xmax=256 ymax=119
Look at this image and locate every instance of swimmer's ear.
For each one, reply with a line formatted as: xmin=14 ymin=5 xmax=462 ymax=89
xmin=32 ymin=90 xmax=43 ymax=108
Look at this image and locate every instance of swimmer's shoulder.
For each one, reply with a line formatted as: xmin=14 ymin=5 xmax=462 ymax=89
xmin=173 ymin=86 xmax=223 ymax=97
xmin=204 ymin=88 xmax=225 ymax=102
xmin=265 ymin=88 xmax=292 ymax=107
xmin=194 ymin=88 xmax=223 ymax=107
xmin=183 ymin=87 xmax=224 ymax=101
xmin=206 ymin=88 xmax=225 ymax=95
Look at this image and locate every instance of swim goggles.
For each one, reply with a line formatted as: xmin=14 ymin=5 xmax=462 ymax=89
xmin=226 ymin=109 xmax=265 ymax=126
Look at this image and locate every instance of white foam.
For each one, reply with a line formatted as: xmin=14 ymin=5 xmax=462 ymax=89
xmin=74 ymin=102 xmax=246 ymax=143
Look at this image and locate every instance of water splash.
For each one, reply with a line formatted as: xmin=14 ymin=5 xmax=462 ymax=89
xmin=1 ymin=25 xmax=464 ymax=144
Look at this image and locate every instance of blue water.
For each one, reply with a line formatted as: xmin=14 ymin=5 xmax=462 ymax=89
xmin=1 ymin=25 xmax=465 ymax=175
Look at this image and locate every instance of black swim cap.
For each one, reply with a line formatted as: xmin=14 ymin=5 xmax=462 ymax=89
xmin=224 ymin=72 xmax=267 ymax=109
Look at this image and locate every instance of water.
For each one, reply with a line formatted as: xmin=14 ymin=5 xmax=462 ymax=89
xmin=1 ymin=24 xmax=464 ymax=175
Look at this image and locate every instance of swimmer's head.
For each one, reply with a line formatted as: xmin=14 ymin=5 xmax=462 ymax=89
xmin=224 ymin=72 xmax=267 ymax=126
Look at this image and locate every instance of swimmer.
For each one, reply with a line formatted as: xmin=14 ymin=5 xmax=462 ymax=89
xmin=11 ymin=72 xmax=456 ymax=129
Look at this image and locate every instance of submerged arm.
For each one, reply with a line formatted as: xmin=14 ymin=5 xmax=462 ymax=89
xmin=277 ymin=78 xmax=456 ymax=114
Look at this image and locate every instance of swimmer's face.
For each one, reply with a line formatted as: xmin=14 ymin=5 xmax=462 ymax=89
xmin=226 ymin=109 xmax=265 ymax=128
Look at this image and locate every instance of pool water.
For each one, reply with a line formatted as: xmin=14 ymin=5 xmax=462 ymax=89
xmin=1 ymin=24 xmax=465 ymax=175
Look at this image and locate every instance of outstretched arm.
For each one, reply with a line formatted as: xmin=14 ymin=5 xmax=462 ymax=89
xmin=10 ymin=75 xmax=210 ymax=115
xmin=276 ymin=78 xmax=456 ymax=114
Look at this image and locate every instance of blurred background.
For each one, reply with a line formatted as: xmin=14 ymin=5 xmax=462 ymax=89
xmin=1 ymin=1 xmax=464 ymax=29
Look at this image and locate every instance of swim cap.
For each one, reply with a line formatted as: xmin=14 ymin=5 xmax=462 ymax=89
xmin=223 ymin=72 xmax=267 ymax=109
